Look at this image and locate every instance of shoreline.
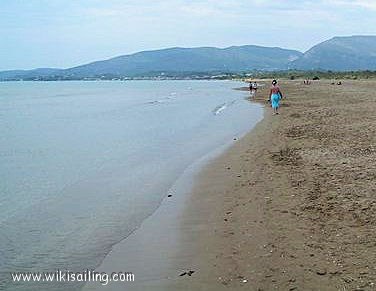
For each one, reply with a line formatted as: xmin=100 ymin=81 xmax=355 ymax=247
xmin=82 ymin=86 xmax=264 ymax=291
xmin=85 ymin=80 xmax=376 ymax=290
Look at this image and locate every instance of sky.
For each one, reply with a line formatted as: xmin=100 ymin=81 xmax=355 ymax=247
xmin=1 ymin=0 xmax=376 ymax=70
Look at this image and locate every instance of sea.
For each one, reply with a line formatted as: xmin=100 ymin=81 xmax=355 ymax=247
xmin=0 ymin=80 xmax=263 ymax=290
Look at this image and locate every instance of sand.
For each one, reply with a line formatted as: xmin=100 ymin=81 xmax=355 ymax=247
xmin=85 ymin=80 xmax=376 ymax=291
xmin=175 ymin=80 xmax=376 ymax=291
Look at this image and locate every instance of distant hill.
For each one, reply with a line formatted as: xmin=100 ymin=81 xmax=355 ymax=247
xmin=0 ymin=68 xmax=62 ymax=80
xmin=291 ymin=36 xmax=376 ymax=71
xmin=64 ymin=46 xmax=302 ymax=77
xmin=0 ymin=46 xmax=302 ymax=80
xmin=2 ymin=36 xmax=376 ymax=80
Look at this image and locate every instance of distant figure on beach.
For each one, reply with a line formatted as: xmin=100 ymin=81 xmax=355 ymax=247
xmin=249 ymin=81 xmax=258 ymax=98
xmin=304 ymin=79 xmax=311 ymax=85
xmin=269 ymin=79 xmax=283 ymax=115
xmin=249 ymin=81 xmax=258 ymax=90
xmin=253 ymin=82 xmax=258 ymax=90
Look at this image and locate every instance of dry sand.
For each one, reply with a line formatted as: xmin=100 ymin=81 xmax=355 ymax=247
xmin=85 ymin=80 xmax=376 ymax=291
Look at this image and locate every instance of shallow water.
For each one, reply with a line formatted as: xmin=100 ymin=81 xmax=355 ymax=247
xmin=0 ymin=80 xmax=263 ymax=290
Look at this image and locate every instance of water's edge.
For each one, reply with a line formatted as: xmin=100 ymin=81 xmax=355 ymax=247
xmin=82 ymin=91 xmax=264 ymax=290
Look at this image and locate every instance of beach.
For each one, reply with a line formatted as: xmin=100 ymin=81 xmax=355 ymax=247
xmin=178 ymin=80 xmax=376 ymax=290
xmin=2 ymin=2 xmax=376 ymax=291
xmin=85 ymin=80 xmax=376 ymax=290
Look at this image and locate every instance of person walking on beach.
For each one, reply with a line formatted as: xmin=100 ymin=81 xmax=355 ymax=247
xmin=269 ymin=79 xmax=283 ymax=115
xmin=249 ymin=81 xmax=254 ymax=91
xmin=249 ymin=81 xmax=257 ymax=98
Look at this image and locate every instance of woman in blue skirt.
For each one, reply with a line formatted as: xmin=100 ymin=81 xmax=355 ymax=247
xmin=269 ymin=79 xmax=283 ymax=115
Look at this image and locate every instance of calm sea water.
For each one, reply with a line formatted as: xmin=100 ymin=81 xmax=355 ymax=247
xmin=0 ymin=80 xmax=263 ymax=290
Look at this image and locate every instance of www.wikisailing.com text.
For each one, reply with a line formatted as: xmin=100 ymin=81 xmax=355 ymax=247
xmin=11 ymin=269 xmax=134 ymax=286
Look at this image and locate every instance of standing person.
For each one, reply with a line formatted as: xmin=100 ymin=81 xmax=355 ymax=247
xmin=249 ymin=81 xmax=254 ymax=91
xmin=253 ymin=82 xmax=258 ymax=90
xmin=249 ymin=81 xmax=256 ymax=98
xmin=269 ymin=79 xmax=283 ymax=115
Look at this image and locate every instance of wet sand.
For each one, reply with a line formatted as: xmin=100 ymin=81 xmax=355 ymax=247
xmin=85 ymin=80 xmax=376 ymax=290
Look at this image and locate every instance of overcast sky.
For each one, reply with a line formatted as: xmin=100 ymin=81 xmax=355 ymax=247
xmin=1 ymin=0 xmax=375 ymax=70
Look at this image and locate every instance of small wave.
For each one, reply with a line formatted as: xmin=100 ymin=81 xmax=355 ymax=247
xmin=145 ymin=94 xmax=177 ymax=105
xmin=213 ymin=103 xmax=227 ymax=115
xmin=145 ymin=100 xmax=164 ymax=105
xmin=212 ymin=100 xmax=237 ymax=115
xmin=145 ymin=98 xmax=169 ymax=105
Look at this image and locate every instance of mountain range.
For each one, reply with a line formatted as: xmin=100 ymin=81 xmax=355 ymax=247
xmin=1 ymin=35 xmax=376 ymax=80
xmin=292 ymin=36 xmax=376 ymax=71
